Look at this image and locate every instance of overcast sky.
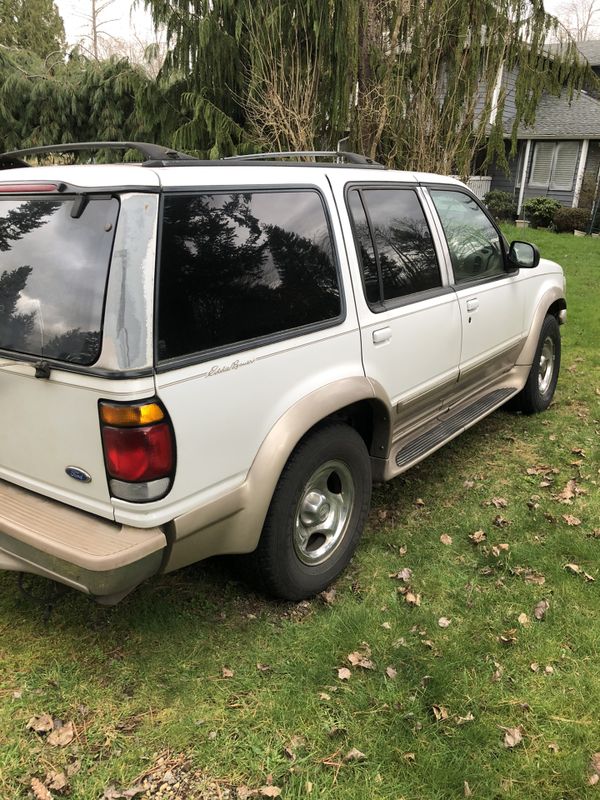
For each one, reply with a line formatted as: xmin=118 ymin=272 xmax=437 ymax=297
xmin=54 ymin=0 xmax=157 ymax=46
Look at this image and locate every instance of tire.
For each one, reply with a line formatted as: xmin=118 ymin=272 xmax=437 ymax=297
xmin=249 ymin=422 xmax=372 ymax=600
xmin=511 ymin=314 xmax=561 ymax=414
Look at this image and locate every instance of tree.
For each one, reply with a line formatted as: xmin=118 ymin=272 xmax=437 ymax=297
xmin=555 ymin=0 xmax=600 ymax=41
xmin=143 ymin=0 xmax=591 ymax=174
xmin=0 ymin=0 xmax=65 ymax=59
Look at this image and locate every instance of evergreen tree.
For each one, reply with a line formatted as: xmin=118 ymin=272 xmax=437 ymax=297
xmin=0 ymin=0 xmax=66 ymax=59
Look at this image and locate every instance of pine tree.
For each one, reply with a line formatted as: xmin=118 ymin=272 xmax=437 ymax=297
xmin=0 ymin=0 xmax=66 ymax=59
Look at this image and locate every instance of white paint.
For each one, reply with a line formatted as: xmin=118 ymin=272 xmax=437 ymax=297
xmin=489 ymin=64 xmax=504 ymax=125
xmin=572 ymin=138 xmax=589 ymax=208
xmin=517 ymin=139 xmax=531 ymax=215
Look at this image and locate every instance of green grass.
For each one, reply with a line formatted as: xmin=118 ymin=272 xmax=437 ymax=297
xmin=1 ymin=228 xmax=599 ymax=799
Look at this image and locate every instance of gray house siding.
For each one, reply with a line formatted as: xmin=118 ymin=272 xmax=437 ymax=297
xmin=500 ymin=68 xmax=518 ymax=123
xmin=580 ymin=140 xmax=600 ymax=210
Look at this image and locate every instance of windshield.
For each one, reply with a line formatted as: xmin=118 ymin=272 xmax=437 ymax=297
xmin=0 ymin=196 xmax=119 ymax=365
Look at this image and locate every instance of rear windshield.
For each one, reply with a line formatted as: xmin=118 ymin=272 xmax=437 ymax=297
xmin=0 ymin=196 xmax=119 ymax=365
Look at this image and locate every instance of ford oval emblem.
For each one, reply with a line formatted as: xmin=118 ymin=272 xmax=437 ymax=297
xmin=65 ymin=466 xmax=92 ymax=483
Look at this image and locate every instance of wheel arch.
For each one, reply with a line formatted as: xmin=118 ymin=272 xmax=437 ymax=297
xmin=517 ymin=286 xmax=566 ymax=368
xmin=164 ymin=377 xmax=392 ymax=568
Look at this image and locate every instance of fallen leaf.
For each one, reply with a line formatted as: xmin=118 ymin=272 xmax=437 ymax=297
xmin=464 ymin=480 xmax=475 ymax=488
xmin=30 ymin=778 xmax=52 ymax=800
xmin=319 ymin=692 xmax=331 ymax=700
xmin=464 ymin=780 xmax=473 ymax=797
xmin=562 ymin=514 xmax=582 ymax=526
xmin=12 ymin=690 xmax=22 ymax=699
xmin=27 ymin=714 xmax=54 ymax=734
xmin=492 ymin=543 xmax=510 ymax=557
xmin=385 ymin=666 xmax=397 ymax=679
xmin=498 ymin=629 xmax=517 ymax=645
xmin=256 ymin=663 xmax=271 ymax=672
xmin=222 ymin=667 xmax=234 ymax=678
xmin=530 ymin=662 xmax=539 ymax=672
xmin=343 ymin=747 xmax=366 ymax=762
xmin=565 ymin=563 xmax=582 ymax=575
xmin=469 ymin=530 xmax=486 ymax=544
xmin=493 ymin=515 xmax=511 ymax=528
xmin=398 ymin=545 xmax=408 ymax=556
xmin=381 ymin=621 xmax=391 ymax=630
xmin=390 ymin=568 xmax=412 ymax=582
xmin=404 ymin=592 xmax=421 ymax=607
xmin=337 ymin=667 xmax=351 ymax=681
xmin=572 ymin=447 xmax=586 ymax=456
xmin=584 ymin=572 xmax=596 ymax=583
xmin=415 ymin=498 xmax=425 ymax=508
xmin=259 ymin=787 xmax=282 ymax=797
xmin=319 ymin=588 xmax=336 ymax=605
xmin=548 ymin=742 xmax=559 ymax=753
xmin=534 ymin=599 xmax=550 ymax=621
xmin=518 ymin=613 xmax=529 ymax=626
xmin=524 ymin=571 xmax=546 ymax=585
xmin=440 ymin=534 xmax=453 ymax=545
xmin=503 ymin=726 xmax=524 ymax=748
xmin=403 ymin=752 xmax=416 ymax=762
xmin=46 ymin=771 xmax=68 ymax=791
xmin=456 ymin=712 xmax=475 ymax=725
xmin=438 ymin=617 xmax=452 ymax=628
xmin=490 ymin=497 xmax=508 ymax=508
xmin=432 ymin=705 xmax=449 ymax=721
xmin=545 ymin=665 xmax=554 ymax=674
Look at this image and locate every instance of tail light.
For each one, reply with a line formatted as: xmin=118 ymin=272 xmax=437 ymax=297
xmin=99 ymin=399 xmax=176 ymax=502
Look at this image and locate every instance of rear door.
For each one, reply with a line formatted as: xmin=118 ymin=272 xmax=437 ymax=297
xmin=0 ymin=188 xmax=128 ymax=518
xmin=339 ymin=182 xmax=462 ymax=437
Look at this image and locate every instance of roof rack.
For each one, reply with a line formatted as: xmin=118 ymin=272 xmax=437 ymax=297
xmin=0 ymin=141 xmax=194 ymax=169
xmin=224 ymin=150 xmax=383 ymax=167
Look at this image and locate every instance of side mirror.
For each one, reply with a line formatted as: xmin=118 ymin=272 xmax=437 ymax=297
xmin=508 ymin=240 xmax=540 ymax=269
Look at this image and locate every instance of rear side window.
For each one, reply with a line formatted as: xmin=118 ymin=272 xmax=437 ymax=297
xmin=0 ymin=197 xmax=119 ymax=365
xmin=157 ymin=190 xmax=342 ymax=362
xmin=347 ymin=187 xmax=441 ymax=308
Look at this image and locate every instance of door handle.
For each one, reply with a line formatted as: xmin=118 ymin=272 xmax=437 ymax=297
xmin=372 ymin=327 xmax=392 ymax=344
xmin=466 ymin=298 xmax=479 ymax=313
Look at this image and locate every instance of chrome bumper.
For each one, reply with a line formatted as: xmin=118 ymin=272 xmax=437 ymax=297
xmin=0 ymin=479 xmax=166 ymax=601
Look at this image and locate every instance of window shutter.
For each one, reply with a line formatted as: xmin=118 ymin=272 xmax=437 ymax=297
xmin=550 ymin=141 xmax=579 ymax=191
xmin=529 ymin=142 xmax=554 ymax=187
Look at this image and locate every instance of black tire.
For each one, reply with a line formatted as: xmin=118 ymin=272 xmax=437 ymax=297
xmin=249 ymin=422 xmax=372 ymax=600
xmin=511 ymin=314 xmax=561 ymax=414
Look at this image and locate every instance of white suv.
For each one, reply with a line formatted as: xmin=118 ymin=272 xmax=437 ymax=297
xmin=0 ymin=142 xmax=566 ymax=603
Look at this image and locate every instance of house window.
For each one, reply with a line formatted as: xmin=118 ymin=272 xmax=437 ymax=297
xmin=529 ymin=141 xmax=579 ymax=191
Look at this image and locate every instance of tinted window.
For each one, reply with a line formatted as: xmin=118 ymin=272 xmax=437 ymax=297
xmin=347 ymin=190 xmax=379 ymax=304
xmin=158 ymin=191 xmax=341 ymax=361
xmin=348 ymin=188 xmax=441 ymax=305
xmin=430 ymin=190 xmax=505 ymax=284
xmin=0 ymin=197 xmax=118 ymax=364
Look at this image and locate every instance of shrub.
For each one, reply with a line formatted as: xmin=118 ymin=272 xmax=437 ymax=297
xmin=522 ymin=197 xmax=562 ymax=228
xmin=483 ymin=190 xmax=517 ymax=221
xmin=553 ymin=206 xmax=590 ymax=233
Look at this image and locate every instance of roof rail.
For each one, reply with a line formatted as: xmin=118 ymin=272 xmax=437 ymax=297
xmin=0 ymin=141 xmax=194 ymax=168
xmin=224 ymin=150 xmax=384 ymax=167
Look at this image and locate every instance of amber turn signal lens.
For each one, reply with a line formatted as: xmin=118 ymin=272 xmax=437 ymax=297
xmin=99 ymin=402 xmax=165 ymax=427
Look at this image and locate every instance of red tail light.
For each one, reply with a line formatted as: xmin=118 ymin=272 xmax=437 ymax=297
xmin=0 ymin=183 xmax=59 ymax=193
xmin=99 ymin=400 xmax=175 ymax=502
xmin=102 ymin=424 xmax=174 ymax=482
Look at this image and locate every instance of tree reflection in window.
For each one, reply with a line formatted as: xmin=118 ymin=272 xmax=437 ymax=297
xmin=158 ymin=191 xmax=341 ymax=360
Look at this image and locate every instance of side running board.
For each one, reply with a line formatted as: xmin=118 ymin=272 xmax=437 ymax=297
xmin=395 ymin=388 xmax=514 ymax=470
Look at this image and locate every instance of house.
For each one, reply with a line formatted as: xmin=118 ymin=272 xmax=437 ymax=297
xmin=484 ymin=42 xmax=600 ymax=218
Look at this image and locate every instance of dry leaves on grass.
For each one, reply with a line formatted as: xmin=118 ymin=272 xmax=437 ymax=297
xmin=588 ymin=753 xmax=600 ymax=786
xmin=343 ymin=748 xmax=366 ymax=763
xmin=502 ymin=726 xmax=524 ymax=748
xmin=438 ymin=617 xmax=452 ymax=628
xmin=562 ymin=514 xmax=582 ymax=526
xmin=389 ymin=567 xmax=412 ymax=582
xmin=221 ymin=667 xmax=234 ymax=678
xmin=534 ymin=599 xmax=550 ymax=620
xmin=469 ymin=530 xmax=486 ymax=544
xmin=319 ymin=588 xmax=336 ymax=605
xmin=440 ymin=533 xmax=453 ymax=545
xmin=26 ymin=715 xmax=75 ymax=747
xmin=555 ymin=479 xmax=586 ymax=504
xmin=491 ymin=543 xmax=510 ymax=557
xmin=565 ymin=563 xmax=595 ymax=582
xmin=30 ymin=779 xmax=52 ymax=800
xmin=487 ymin=497 xmax=508 ymax=508
xmin=498 ymin=629 xmax=517 ymax=645
xmin=518 ymin=613 xmax=529 ymax=626
xmin=432 ymin=705 xmax=449 ymax=721
xmin=337 ymin=667 xmax=351 ymax=681
xmin=404 ymin=591 xmax=421 ymax=607
xmin=385 ymin=666 xmax=397 ymax=679
xmin=493 ymin=515 xmax=511 ymax=528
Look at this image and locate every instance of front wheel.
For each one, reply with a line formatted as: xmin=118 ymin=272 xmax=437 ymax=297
xmin=511 ymin=314 xmax=561 ymax=414
xmin=249 ymin=422 xmax=372 ymax=600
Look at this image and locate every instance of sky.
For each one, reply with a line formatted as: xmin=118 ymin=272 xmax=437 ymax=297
xmin=54 ymin=0 xmax=158 ymax=47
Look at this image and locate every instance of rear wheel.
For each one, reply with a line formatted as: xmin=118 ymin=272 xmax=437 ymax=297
xmin=511 ymin=314 xmax=561 ymax=414
xmin=250 ymin=422 xmax=372 ymax=600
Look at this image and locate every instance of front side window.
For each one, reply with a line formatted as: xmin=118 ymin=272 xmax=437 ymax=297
xmin=430 ymin=190 xmax=505 ymax=284
xmin=0 ymin=196 xmax=119 ymax=364
xmin=347 ymin=187 xmax=441 ymax=307
xmin=158 ymin=190 xmax=341 ymax=361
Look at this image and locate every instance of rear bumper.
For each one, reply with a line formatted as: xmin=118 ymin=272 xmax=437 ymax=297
xmin=0 ymin=479 xmax=166 ymax=599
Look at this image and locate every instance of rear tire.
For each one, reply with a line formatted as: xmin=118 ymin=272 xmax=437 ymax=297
xmin=510 ymin=314 xmax=561 ymax=414
xmin=249 ymin=422 xmax=372 ymax=600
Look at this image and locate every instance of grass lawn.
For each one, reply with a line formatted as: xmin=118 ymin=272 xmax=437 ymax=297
xmin=1 ymin=227 xmax=599 ymax=800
